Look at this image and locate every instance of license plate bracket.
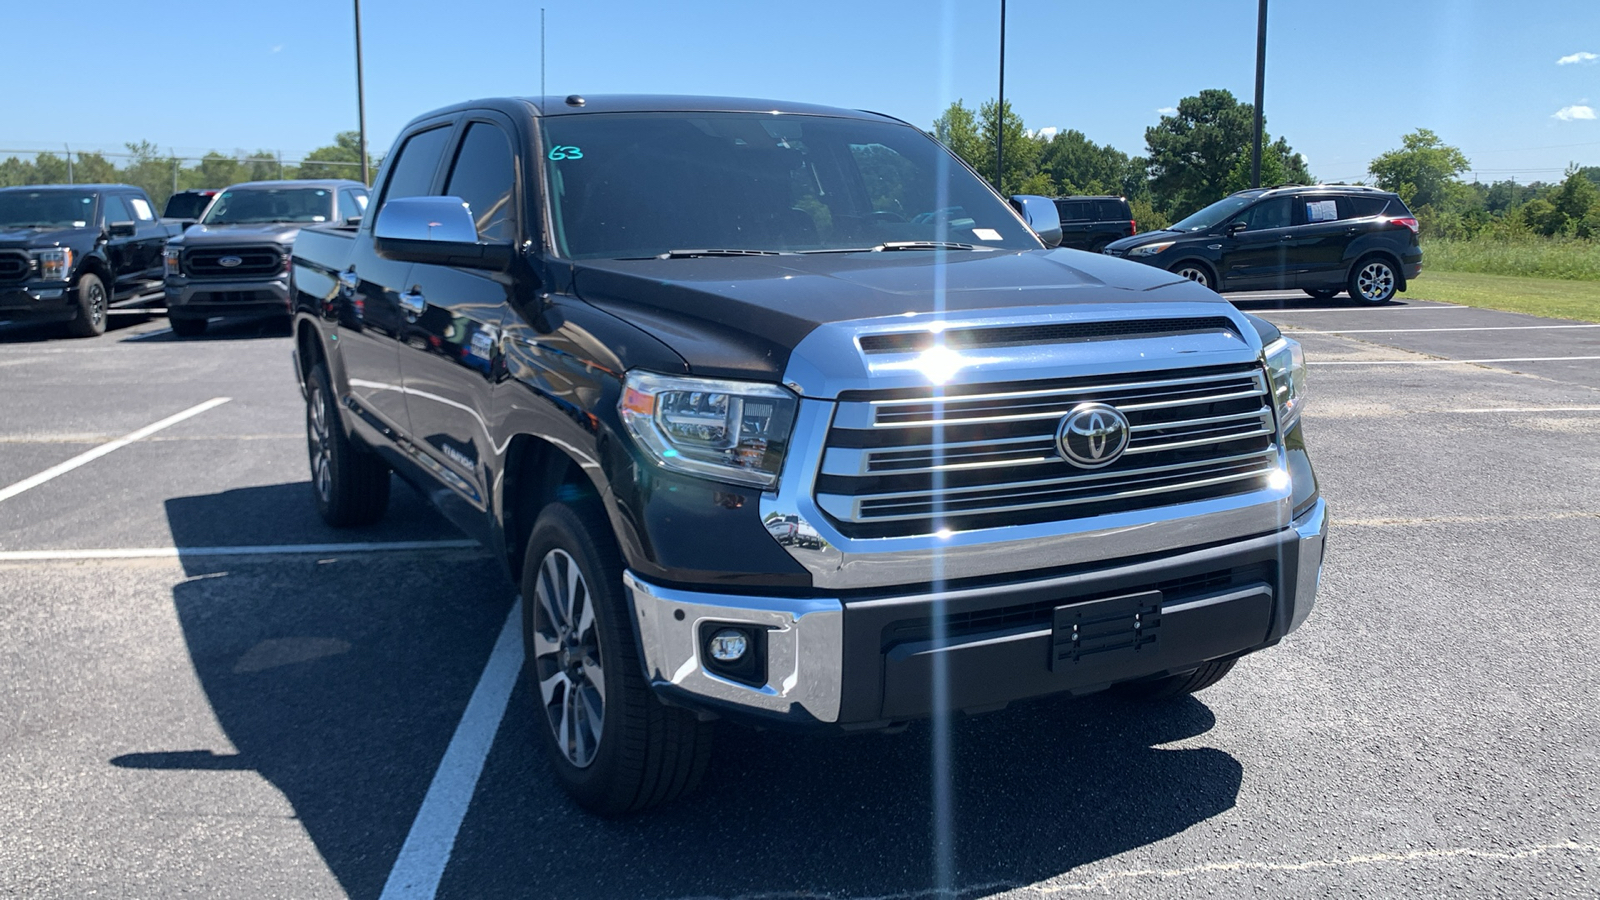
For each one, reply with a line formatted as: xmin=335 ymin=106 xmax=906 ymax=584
xmin=1050 ymin=590 xmax=1162 ymax=671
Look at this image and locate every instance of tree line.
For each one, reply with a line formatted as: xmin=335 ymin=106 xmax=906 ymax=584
xmin=0 ymin=133 xmax=374 ymax=209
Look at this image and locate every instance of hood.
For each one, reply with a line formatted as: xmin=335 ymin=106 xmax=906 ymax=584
xmin=172 ymin=222 xmax=305 ymax=246
xmin=0 ymin=225 xmax=97 ymax=249
xmin=1105 ymin=229 xmax=1189 ymax=253
xmin=572 ymin=248 xmax=1220 ymax=380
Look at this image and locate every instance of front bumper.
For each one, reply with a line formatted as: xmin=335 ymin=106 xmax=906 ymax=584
xmin=627 ymin=497 xmax=1327 ymax=728
xmin=165 ymin=275 xmax=291 ymax=319
xmin=0 ymin=282 xmax=77 ymax=324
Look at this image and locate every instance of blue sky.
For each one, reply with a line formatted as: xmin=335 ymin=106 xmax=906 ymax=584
xmin=7 ymin=0 xmax=1599 ymax=185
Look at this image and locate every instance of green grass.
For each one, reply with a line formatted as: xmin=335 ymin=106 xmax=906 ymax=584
xmin=1408 ymin=270 xmax=1600 ymax=322
xmin=1421 ymin=236 xmax=1600 ymax=281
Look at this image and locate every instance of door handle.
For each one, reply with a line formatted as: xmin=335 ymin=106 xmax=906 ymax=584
xmin=337 ymin=271 xmax=359 ymax=298
xmin=399 ymin=289 xmax=426 ymax=317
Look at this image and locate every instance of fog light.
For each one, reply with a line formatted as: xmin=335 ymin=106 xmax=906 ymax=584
xmin=707 ymin=628 xmax=748 ymax=662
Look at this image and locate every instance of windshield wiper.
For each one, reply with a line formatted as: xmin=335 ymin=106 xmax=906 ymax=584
xmin=798 ymin=241 xmax=983 ymax=255
xmin=657 ymin=248 xmax=791 ymax=259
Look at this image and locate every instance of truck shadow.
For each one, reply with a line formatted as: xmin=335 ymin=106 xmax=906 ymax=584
xmin=127 ymin=481 xmax=1243 ymax=899
xmin=119 ymin=315 xmax=293 ymax=343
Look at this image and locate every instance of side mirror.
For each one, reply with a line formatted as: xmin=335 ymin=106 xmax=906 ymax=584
xmin=1226 ymin=220 xmax=1248 ymax=236
xmin=1009 ymin=195 xmax=1062 ymax=248
xmin=372 ymin=196 xmax=511 ymax=270
xmin=107 ymin=220 xmax=137 ymax=237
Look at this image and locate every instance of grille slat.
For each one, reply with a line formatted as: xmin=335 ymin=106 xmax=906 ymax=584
xmin=858 ymin=316 xmax=1240 ymax=353
xmin=184 ymin=245 xmax=284 ymax=278
xmin=818 ymin=363 xmax=1278 ymax=537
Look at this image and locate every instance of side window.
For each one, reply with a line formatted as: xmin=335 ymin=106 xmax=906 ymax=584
xmin=340 ymin=189 xmax=368 ymax=221
xmin=128 ymin=196 xmax=155 ymax=221
xmin=101 ymin=194 xmax=131 ymax=224
xmin=378 ymin=125 xmax=453 ymax=210
xmin=1056 ymin=200 xmax=1091 ymax=222
xmin=1095 ymin=200 xmax=1127 ymax=220
xmin=1303 ymin=197 xmax=1340 ymax=223
xmin=443 ymin=122 xmax=516 ymax=242
xmin=1241 ymin=197 xmax=1293 ymax=230
xmin=1339 ymin=196 xmax=1387 ymax=219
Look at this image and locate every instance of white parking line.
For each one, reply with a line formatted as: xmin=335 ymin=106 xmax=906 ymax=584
xmin=1248 ymin=304 xmax=1467 ymax=312
xmin=0 ymin=398 xmax=230 ymax=504
xmin=1311 ymin=356 xmax=1600 ymax=366
xmin=1288 ymin=324 xmax=1600 ymax=335
xmin=380 ymin=598 xmax=524 ymax=900
xmin=0 ymin=540 xmax=481 ymax=561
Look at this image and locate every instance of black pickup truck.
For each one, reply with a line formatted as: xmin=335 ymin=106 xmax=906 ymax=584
xmin=291 ymin=95 xmax=1327 ymax=816
xmin=0 ymin=184 xmax=179 ymax=337
xmin=163 ymin=179 xmax=367 ymax=336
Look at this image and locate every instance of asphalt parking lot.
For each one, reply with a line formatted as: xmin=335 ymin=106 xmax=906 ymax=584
xmin=2 ymin=290 xmax=1598 ymax=899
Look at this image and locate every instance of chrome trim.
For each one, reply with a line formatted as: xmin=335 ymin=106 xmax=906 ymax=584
xmin=374 ymin=195 xmax=478 ymax=243
xmin=1287 ymin=498 xmax=1328 ymax=634
xmin=623 ymin=571 xmax=843 ymax=722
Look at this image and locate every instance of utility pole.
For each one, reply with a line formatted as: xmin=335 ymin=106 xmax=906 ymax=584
xmin=65 ymin=144 xmax=73 ymax=184
xmin=996 ymin=0 xmax=1006 ymax=192
xmin=354 ymin=0 xmax=370 ymax=185
xmin=1251 ymin=0 xmax=1267 ymax=188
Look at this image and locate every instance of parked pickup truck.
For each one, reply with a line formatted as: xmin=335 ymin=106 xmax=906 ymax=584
xmin=163 ymin=179 xmax=367 ymax=336
xmin=0 ymin=184 xmax=179 ymax=337
xmin=291 ymin=95 xmax=1327 ymax=816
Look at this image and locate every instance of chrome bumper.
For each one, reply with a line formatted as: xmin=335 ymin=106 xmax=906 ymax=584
xmin=1287 ymin=498 xmax=1327 ymax=634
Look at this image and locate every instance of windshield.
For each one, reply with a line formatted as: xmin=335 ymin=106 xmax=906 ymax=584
xmin=1168 ymin=193 xmax=1262 ymax=233
xmin=0 ymin=191 xmax=97 ymax=228
xmin=539 ymin=112 xmax=1039 ymax=259
xmin=201 ymin=187 xmax=334 ymax=225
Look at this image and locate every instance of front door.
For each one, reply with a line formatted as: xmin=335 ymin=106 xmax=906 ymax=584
xmin=1217 ymin=197 xmax=1298 ymax=291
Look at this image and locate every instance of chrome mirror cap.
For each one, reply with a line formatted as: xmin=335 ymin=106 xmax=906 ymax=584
xmin=1010 ymin=195 xmax=1062 ymax=248
xmin=373 ymin=196 xmax=478 ymax=244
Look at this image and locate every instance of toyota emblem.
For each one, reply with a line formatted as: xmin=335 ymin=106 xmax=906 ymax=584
xmin=1056 ymin=403 xmax=1131 ymax=469
xmin=218 ymin=256 xmax=243 ymax=268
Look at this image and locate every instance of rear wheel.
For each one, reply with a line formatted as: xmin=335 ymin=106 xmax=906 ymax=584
xmin=1349 ymin=257 xmax=1398 ymax=304
xmin=1169 ymin=261 xmax=1215 ymax=290
xmin=169 ymin=316 xmax=208 ymax=337
xmin=524 ymin=502 xmax=712 ymax=816
xmin=1116 ymin=658 xmax=1237 ymax=700
xmin=1303 ymin=287 xmax=1340 ymax=300
xmin=65 ymin=273 xmax=107 ymax=338
xmin=305 ymin=361 xmax=390 ymax=526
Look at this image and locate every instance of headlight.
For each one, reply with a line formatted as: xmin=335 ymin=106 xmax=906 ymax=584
xmin=32 ymin=248 xmax=73 ymax=281
xmin=619 ymin=371 xmax=798 ymax=488
xmin=1264 ymin=337 xmax=1307 ymax=430
xmin=1128 ymin=241 xmax=1174 ymax=257
xmin=164 ymin=247 xmax=182 ymax=276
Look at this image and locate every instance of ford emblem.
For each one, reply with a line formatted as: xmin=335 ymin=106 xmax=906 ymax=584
xmin=218 ymin=256 xmax=243 ymax=268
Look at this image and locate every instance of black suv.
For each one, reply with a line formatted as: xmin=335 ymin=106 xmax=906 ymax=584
xmin=1104 ymin=185 xmax=1422 ymax=303
xmin=1052 ymin=195 xmax=1135 ymax=252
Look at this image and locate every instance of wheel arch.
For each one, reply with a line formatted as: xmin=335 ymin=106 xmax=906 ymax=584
xmin=501 ymin=434 xmax=605 ymax=583
xmin=1168 ymin=257 xmax=1218 ymax=288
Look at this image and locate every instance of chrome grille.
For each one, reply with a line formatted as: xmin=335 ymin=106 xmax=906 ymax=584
xmin=0 ymin=251 xmax=29 ymax=284
xmin=184 ymin=245 xmax=283 ymax=278
xmin=816 ymin=364 xmax=1277 ymax=537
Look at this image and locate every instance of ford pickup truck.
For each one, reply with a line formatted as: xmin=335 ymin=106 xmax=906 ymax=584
xmin=290 ymin=95 xmax=1326 ymax=816
xmin=164 ymin=179 xmax=367 ymax=336
xmin=0 ymin=184 xmax=178 ymax=337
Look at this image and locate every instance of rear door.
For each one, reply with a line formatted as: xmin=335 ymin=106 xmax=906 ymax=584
xmin=338 ymin=121 xmax=454 ymax=438
xmin=97 ymin=193 xmax=144 ymax=297
xmin=1053 ymin=199 xmax=1094 ymax=249
xmin=1291 ymin=194 xmax=1369 ymax=287
xmin=1088 ymin=199 xmax=1128 ymax=250
xmin=123 ymin=192 xmax=169 ymax=290
xmin=396 ymin=115 xmax=519 ymax=532
xmin=1216 ymin=196 xmax=1298 ymax=290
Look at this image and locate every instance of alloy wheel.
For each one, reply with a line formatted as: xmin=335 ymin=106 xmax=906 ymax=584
xmin=1356 ymin=262 xmax=1395 ymax=302
xmin=86 ymin=282 xmax=106 ymax=328
xmin=1175 ymin=265 xmax=1210 ymax=287
xmin=531 ymin=548 xmax=606 ymax=768
xmin=307 ymin=384 xmax=333 ymax=503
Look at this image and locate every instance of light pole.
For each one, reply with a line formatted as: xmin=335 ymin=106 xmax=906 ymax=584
xmin=996 ymin=0 xmax=1006 ymax=191
xmin=354 ymin=0 xmax=370 ymax=185
xmin=1251 ymin=0 xmax=1267 ymax=188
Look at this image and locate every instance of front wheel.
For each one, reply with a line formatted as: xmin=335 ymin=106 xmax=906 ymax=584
xmin=524 ymin=502 xmax=712 ymax=816
xmin=305 ymin=361 xmax=390 ymax=526
xmin=1349 ymin=258 xmax=1398 ymax=304
xmin=65 ymin=273 xmax=107 ymax=338
xmin=1169 ymin=261 xmax=1215 ymax=290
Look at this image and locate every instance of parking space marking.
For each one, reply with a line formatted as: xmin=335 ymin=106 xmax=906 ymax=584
xmin=122 ymin=327 xmax=173 ymax=341
xmin=1310 ymin=356 xmax=1600 ymax=366
xmin=1286 ymin=324 xmax=1600 ymax=335
xmin=380 ymin=598 xmax=523 ymax=900
xmin=1248 ymin=305 xmax=1467 ymax=313
xmin=0 ymin=540 xmax=482 ymax=561
xmin=0 ymin=397 xmax=230 ymax=504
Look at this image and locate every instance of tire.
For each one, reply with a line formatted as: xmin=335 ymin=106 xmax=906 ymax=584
xmin=1169 ymin=260 xmax=1216 ymax=290
xmin=305 ymin=361 xmax=390 ymax=527
xmin=65 ymin=272 xmax=107 ymax=338
xmin=523 ymin=502 xmax=712 ymax=816
xmin=169 ymin=316 xmax=208 ymax=338
xmin=1303 ymin=287 xmax=1340 ymax=300
xmin=1348 ymin=256 xmax=1398 ymax=304
xmin=1115 ymin=658 xmax=1237 ymax=700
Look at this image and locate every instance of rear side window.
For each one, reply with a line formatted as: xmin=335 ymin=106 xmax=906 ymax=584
xmin=443 ymin=122 xmax=516 ymax=242
xmin=340 ymin=189 xmax=368 ymax=220
xmin=1330 ymin=196 xmax=1384 ymax=219
xmin=1096 ymin=199 xmax=1130 ymax=220
xmin=1055 ymin=200 xmax=1092 ymax=221
xmin=128 ymin=197 xmax=155 ymax=221
xmin=379 ymin=126 xmax=452 ymax=208
xmin=101 ymin=194 xmax=131 ymax=224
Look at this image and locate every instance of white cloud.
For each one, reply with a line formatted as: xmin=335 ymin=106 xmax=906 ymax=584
xmin=1554 ymin=105 xmax=1597 ymax=121
xmin=1030 ymin=126 xmax=1059 ymax=140
xmin=271 ymin=44 xmax=284 ymax=53
xmin=1557 ymin=51 xmax=1597 ymax=65
xmin=1156 ymin=107 xmax=1177 ymax=116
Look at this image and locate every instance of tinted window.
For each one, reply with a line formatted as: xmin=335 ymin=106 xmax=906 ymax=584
xmin=0 ymin=190 xmax=97 ymax=227
xmin=1340 ymin=196 xmax=1388 ymax=218
xmin=339 ymin=189 xmax=369 ymax=221
xmin=101 ymin=194 xmax=131 ymax=224
xmin=444 ymin=122 xmax=516 ymax=242
xmin=1096 ymin=199 xmax=1129 ymax=220
xmin=1240 ymin=197 xmax=1293 ymax=230
xmin=163 ymin=193 xmax=213 ymax=219
xmin=380 ymin=126 xmax=452 ymax=207
xmin=202 ymin=188 xmax=333 ymax=225
xmin=1055 ymin=200 xmax=1092 ymax=221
